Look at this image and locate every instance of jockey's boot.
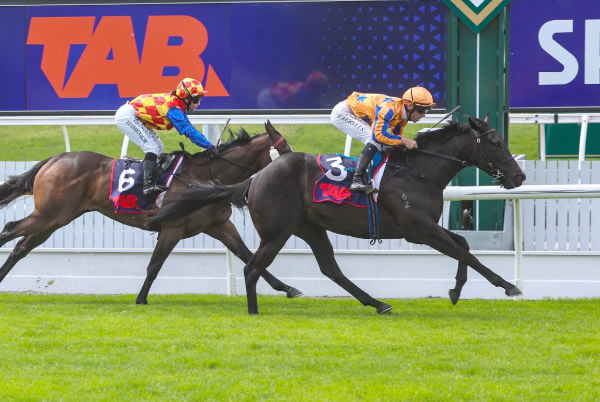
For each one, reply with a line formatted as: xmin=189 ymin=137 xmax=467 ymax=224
xmin=142 ymin=153 xmax=167 ymax=201
xmin=349 ymin=143 xmax=378 ymax=194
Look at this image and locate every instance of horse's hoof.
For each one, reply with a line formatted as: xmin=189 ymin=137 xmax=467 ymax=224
xmin=505 ymin=285 xmax=522 ymax=297
xmin=448 ymin=289 xmax=459 ymax=305
xmin=136 ymin=299 xmax=148 ymax=305
xmin=377 ymin=302 xmax=393 ymax=314
xmin=286 ymin=287 xmax=303 ymax=299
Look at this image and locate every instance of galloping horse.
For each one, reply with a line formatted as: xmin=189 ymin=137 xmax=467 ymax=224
xmin=0 ymin=121 xmax=301 ymax=303
xmin=148 ymin=116 xmax=526 ymax=314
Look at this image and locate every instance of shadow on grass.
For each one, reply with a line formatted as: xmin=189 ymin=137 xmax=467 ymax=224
xmin=0 ymin=292 xmax=527 ymax=323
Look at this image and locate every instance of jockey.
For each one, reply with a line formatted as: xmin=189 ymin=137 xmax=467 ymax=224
xmin=115 ymin=78 xmax=215 ymax=199
xmin=330 ymin=86 xmax=435 ymax=193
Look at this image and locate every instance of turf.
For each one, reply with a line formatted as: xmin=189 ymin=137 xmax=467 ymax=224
xmin=0 ymin=294 xmax=598 ymax=400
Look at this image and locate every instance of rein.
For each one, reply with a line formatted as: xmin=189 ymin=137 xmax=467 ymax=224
xmin=173 ymin=133 xmax=284 ymax=187
xmin=390 ymin=128 xmax=515 ymax=182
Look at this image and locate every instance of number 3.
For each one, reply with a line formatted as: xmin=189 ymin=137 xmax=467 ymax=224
xmin=325 ymin=156 xmax=347 ymax=181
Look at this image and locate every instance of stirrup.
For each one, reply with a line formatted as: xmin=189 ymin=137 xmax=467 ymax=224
xmin=143 ymin=184 xmax=167 ymax=197
xmin=349 ymin=182 xmax=374 ymax=194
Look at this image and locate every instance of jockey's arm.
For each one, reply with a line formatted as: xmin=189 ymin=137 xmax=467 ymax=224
xmin=166 ymin=107 xmax=213 ymax=149
xmin=372 ymin=105 xmax=402 ymax=143
xmin=372 ymin=104 xmax=417 ymax=149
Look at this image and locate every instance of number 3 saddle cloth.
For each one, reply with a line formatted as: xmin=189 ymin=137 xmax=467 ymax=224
xmin=313 ymin=153 xmax=388 ymax=207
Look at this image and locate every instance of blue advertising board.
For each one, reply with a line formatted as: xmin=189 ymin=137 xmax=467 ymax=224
xmin=0 ymin=1 xmax=447 ymax=112
xmin=510 ymin=0 xmax=600 ymax=109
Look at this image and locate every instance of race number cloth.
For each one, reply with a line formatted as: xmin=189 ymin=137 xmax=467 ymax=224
xmin=313 ymin=153 xmax=389 ymax=207
xmin=109 ymin=155 xmax=183 ymax=213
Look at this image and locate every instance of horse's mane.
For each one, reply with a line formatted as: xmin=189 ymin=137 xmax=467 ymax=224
xmin=415 ymin=120 xmax=471 ymax=148
xmin=176 ymin=128 xmax=255 ymax=158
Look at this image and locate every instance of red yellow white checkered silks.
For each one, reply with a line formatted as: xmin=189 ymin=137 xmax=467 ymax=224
xmin=129 ymin=93 xmax=186 ymax=130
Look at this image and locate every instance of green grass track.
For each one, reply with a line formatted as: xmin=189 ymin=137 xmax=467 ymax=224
xmin=0 ymin=294 xmax=598 ymax=400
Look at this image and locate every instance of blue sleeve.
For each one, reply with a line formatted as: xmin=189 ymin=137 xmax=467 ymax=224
xmin=166 ymin=107 xmax=213 ymax=149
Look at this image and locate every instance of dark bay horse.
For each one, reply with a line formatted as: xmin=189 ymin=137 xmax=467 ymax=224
xmin=0 ymin=121 xmax=301 ymax=303
xmin=148 ymin=116 xmax=526 ymax=314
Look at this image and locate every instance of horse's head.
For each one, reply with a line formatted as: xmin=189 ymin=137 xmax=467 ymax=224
xmin=192 ymin=120 xmax=292 ymax=181
xmin=466 ymin=114 xmax=526 ymax=189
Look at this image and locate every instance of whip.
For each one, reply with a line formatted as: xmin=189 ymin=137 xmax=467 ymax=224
xmin=423 ymin=105 xmax=461 ymax=133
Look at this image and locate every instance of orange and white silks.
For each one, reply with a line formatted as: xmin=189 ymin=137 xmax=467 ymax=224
xmin=345 ymin=92 xmax=408 ymax=146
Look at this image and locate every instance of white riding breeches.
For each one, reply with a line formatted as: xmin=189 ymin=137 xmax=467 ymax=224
xmin=115 ymin=103 xmax=164 ymax=156
xmin=330 ymin=100 xmax=373 ymax=145
xmin=331 ymin=101 xmax=392 ymax=152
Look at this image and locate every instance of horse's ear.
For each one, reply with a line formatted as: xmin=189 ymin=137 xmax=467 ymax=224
xmin=467 ymin=115 xmax=476 ymax=130
xmin=265 ymin=120 xmax=279 ymax=137
xmin=483 ymin=113 xmax=489 ymax=123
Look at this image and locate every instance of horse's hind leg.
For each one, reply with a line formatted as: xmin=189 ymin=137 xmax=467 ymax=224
xmin=0 ymin=219 xmax=25 ymax=247
xmin=0 ymin=231 xmax=54 ymax=283
xmin=0 ymin=214 xmax=60 ymax=283
xmin=243 ymin=235 xmax=291 ymax=315
xmin=297 ymin=223 xmax=392 ymax=314
xmin=445 ymin=229 xmax=468 ymax=305
xmin=206 ymin=220 xmax=302 ymax=298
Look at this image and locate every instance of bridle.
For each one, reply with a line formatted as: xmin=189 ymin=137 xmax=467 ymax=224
xmin=174 ymin=133 xmax=286 ymax=185
xmin=396 ymin=128 xmax=515 ymax=183
xmin=469 ymin=128 xmax=516 ymax=181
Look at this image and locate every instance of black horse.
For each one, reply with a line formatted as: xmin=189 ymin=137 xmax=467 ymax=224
xmin=0 ymin=122 xmax=301 ymax=303
xmin=148 ymin=116 xmax=526 ymax=314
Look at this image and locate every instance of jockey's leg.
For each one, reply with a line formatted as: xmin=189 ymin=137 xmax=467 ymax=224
xmin=349 ymin=142 xmax=379 ymax=193
xmin=142 ymin=152 xmax=167 ymax=200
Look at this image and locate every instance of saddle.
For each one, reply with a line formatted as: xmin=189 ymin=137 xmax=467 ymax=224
xmin=313 ymin=153 xmax=390 ymax=243
xmin=121 ymin=153 xmax=180 ymax=176
xmin=109 ymin=152 xmax=184 ymax=213
xmin=312 ymin=153 xmax=388 ymax=207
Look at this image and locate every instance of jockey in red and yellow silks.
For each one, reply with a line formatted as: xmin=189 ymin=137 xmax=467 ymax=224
xmin=115 ymin=78 xmax=214 ymax=200
xmin=331 ymin=86 xmax=436 ymax=193
xmin=129 ymin=93 xmax=187 ymax=130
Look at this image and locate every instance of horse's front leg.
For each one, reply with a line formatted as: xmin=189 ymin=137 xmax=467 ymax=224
xmin=297 ymin=223 xmax=392 ymax=314
xmin=416 ymin=224 xmax=521 ymax=302
xmin=444 ymin=229 xmax=469 ymax=304
xmin=136 ymin=226 xmax=182 ymax=304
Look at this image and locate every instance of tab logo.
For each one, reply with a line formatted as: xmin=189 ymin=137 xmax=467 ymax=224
xmin=27 ymin=15 xmax=229 ymax=98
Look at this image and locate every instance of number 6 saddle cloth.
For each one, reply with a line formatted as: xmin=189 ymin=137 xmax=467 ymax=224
xmin=313 ymin=153 xmax=389 ymax=207
xmin=109 ymin=154 xmax=184 ymax=214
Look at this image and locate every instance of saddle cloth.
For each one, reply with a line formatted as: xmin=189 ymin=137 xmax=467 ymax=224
xmin=313 ymin=153 xmax=389 ymax=207
xmin=109 ymin=154 xmax=184 ymax=213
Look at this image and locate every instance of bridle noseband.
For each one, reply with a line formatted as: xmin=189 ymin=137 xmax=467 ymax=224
xmin=471 ymin=128 xmax=515 ymax=180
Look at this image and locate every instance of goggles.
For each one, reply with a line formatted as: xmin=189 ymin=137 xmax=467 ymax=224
xmin=414 ymin=105 xmax=432 ymax=114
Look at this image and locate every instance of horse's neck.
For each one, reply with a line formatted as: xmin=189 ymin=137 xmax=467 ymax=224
xmin=397 ymin=149 xmax=464 ymax=188
xmin=186 ymin=139 xmax=266 ymax=182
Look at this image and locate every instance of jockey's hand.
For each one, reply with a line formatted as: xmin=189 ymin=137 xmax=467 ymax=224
xmin=401 ymin=138 xmax=418 ymax=150
xmin=207 ymin=146 xmax=220 ymax=157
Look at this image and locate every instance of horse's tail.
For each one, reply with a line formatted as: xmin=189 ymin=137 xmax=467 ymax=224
xmin=0 ymin=158 xmax=51 ymax=209
xmin=146 ymin=177 xmax=253 ymax=230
